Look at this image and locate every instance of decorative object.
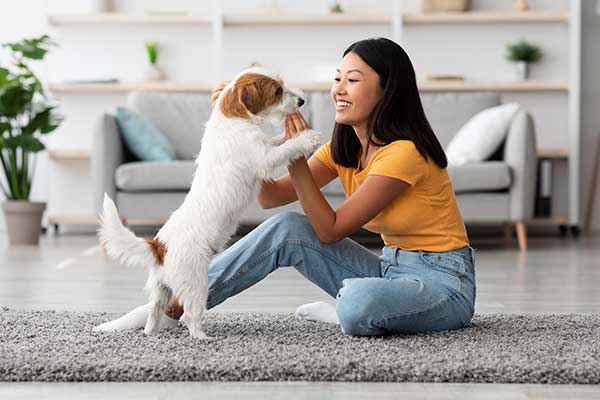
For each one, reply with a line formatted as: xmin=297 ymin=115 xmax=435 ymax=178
xmin=0 ymin=35 xmax=62 ymax=245
xmin=2 ymin=308 xmax=600 ymax=383
xmin=506 ymin=40 xmax=543 ymax=80
xmin=422 ymin=0 xmax=469 ymax=13
xmin=513 ymin=0 xmax=529 ymax=12
xmin=330 ymin=1 xmax=344 ymax=14
xmin=115 ymin=107 xmax=176 ymax=161
xmin=445 ymin=103 xmax=521 ymax=166
xmin=143 ymin=41 xmax=165 ymax=81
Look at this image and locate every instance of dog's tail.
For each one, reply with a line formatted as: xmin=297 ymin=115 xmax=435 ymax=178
xmin=98 ymin=193 xmax=165 ymax=268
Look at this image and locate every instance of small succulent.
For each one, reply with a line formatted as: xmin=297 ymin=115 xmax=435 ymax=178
xmin=145 ymin=42 xmax=159 ymax=65
xmin=330 ymin=2 xmax=344 ymax=13
xmin=506 ymin=40 xmax=543 ymax=63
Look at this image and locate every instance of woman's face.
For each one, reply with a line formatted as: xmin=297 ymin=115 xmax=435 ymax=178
xmin=331 ymin=51 xmax=383 ymax=128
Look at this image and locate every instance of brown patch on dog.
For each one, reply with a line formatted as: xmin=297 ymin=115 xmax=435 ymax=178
xmin=164 ymin=297 xmax=184 ymax=320
xmin=145 ymin=237 xmax=167 ymax=265
xmin=220 ymin=73 xmax=284 ymax=119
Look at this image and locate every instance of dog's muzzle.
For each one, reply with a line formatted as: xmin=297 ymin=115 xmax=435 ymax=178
xmin=297 ymin=97 xmax=305 ymax=107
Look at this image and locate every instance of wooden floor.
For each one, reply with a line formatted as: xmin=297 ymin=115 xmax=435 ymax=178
xmin=1 ymin=231 xmax=599 ymax=399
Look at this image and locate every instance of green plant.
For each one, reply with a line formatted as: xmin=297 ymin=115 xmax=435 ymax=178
xmin=145 ymin=42 xmax=159 ymax=65
xmin=505 ymin=40 xmax=543 ymax=63
xmin=0 ymin=34 xmax=62 ymax=201
xmin=330 ymin=2 xmax=344 ymax=13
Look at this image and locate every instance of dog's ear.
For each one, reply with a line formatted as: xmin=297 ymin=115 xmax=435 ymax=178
xmin=220 ymin=73 xmax=284 ymax=119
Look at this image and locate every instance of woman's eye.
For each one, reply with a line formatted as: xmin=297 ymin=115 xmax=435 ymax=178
xmin=349 ymin=79 xmax=358 ymax=83
xmin=334 ymin=78 xmax=341 ymax=82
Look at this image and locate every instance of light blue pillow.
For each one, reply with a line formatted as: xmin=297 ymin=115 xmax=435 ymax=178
xmin=115 ymin=106 xmax=176 ymax=161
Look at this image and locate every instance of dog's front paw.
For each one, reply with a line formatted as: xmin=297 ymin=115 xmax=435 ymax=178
xmin=297 ymin=130 xmax=322 ymax=154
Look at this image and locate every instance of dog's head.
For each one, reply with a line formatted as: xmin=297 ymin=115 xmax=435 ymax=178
xmin=219 ymin=67 xmax=304 ymax=124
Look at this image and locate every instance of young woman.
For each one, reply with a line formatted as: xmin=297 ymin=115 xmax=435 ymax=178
xmin=94 ymin=38 xmax=476 ymax=337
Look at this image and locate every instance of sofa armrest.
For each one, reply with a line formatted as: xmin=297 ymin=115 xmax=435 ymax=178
xmin=503 ymin=110 xmax=538 ymax=221
xmin=91 ymin=113 xmax=125 ymax=213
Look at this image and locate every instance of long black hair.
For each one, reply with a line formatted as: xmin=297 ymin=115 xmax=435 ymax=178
xmin=331 ymin=37 xmax=447 ymax=169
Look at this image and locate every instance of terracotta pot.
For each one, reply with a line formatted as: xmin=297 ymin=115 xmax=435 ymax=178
xmin=1 ymin=201 xmax=46 ymax=245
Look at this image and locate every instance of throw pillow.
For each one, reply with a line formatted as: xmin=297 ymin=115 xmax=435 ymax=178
xmin=445 ymin=103 xmax=521 ymax=166
xmin=115 ymin=106 xmax=176 ymax=161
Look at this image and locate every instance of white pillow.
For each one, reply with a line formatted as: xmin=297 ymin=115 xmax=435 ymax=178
xmin=445 ymin=103 xmax=521 ymax=166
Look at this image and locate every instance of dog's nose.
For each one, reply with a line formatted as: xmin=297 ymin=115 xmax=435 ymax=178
xmin=297 ymin=97 xmax=305 ymax=107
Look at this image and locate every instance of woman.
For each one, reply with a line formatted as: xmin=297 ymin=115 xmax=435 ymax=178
xmin=94 ymin=37 xmax=476 ymax=337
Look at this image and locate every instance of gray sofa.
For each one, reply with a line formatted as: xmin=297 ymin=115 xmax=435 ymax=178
xmin=92 ymin=91 xmax=537 ymax=251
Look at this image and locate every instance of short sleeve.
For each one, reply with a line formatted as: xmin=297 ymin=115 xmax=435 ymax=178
xmin=312 ymin=140 xmax=338 ymax=175
xmin=368 ymin=141 xmax=427 ymax=186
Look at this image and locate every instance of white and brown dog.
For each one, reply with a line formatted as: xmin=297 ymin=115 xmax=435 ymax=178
xmin=98 ymin=67 xmax=322 ymax=339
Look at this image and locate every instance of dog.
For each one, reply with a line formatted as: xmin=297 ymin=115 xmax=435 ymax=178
xmin=98 ymin=67 xmax=322 ymax=339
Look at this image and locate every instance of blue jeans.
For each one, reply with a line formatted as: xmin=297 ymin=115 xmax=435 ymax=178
xmin=206 ymin=211 xmax=476 ymax=336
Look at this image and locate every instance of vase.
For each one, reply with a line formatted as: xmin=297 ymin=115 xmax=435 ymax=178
xmin=513 ymin=0 xmax=529 ymax=12
xmin=2 ymin=201 xmax=46 ymax=245
xmin=515 ymin=61 xmax=530 ymax=80
xmin=143 ymin=64 xmax=165 ymax=81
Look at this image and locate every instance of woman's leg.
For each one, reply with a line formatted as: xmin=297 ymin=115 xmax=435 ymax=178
xmin=94 ymin=211 xmax=382 ymax=331
xmin=335 ymin=248 xmax=476 ymax=336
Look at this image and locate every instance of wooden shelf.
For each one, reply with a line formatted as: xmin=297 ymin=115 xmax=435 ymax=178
xmin=538 ymin=148 xmax=569 ymax=159
xmin=223 ymin=14 xmax=391 ymax=26
xmin=48 ymin=149 xmax=90 ymax=160
xmin=47 ymin=13 xmax=211 ymax=25
xmin=525 ymin=217 xmax=569 ymax=226
xmin=48 ymin=81 xmax=213 ymax=93
xmin=403 ymin=11 xmax=569 ymax=24
xmin=48 ymin=80 xmax=569 ymax=94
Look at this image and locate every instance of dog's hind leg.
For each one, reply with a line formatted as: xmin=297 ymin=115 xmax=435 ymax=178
xmin=180 ymin=284 xmax=209 ymax=340
xmin=144 ymin=281 xmax=173 ymax=336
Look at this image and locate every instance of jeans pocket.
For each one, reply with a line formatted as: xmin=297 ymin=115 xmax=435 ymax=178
xmin=419 ymin=252 xmax=466 ymax=278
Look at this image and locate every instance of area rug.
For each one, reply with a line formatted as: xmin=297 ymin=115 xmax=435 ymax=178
xmin=0 ymin=306 xmax=598 ymax=383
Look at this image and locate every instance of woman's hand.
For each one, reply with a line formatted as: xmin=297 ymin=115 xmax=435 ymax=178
xmin=285 ymin=112 xmax=310 ymax=140
xmin=211 ymin=81 xmax=230 ymax=106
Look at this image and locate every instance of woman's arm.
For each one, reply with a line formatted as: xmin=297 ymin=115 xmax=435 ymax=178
xmin=257 ymin=157 xmax=336 ymax=209
xmin=286 ymin=113 xmax=408 ymax=244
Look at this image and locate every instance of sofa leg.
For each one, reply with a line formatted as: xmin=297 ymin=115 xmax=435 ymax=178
xmin=503 ymin=222 xmax=513 ymax=244
xmin=515 ymin=222 xmax=527 ymax=252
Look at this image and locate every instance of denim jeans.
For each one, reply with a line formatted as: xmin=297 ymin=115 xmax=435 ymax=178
xmin=206 ymin=211 xmax=476 ymax=336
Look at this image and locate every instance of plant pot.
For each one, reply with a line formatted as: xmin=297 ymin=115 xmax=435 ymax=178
xmin=515 ymin=61 xmax=530 ymax=80
xmin=2 ymin=201 xmax=46 ymax=245
xmin=143 ymin=64 xmax=165 ymax=81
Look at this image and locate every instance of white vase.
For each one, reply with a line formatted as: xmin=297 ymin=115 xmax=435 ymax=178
xmin=144 ymin=64 xmax=165 ymax=81
xmin=515 ymin=61 xmax=530 ymax=80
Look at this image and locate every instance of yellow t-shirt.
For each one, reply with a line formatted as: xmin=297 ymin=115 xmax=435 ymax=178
xmin=313 ymin=140 xmax=469 ymax=252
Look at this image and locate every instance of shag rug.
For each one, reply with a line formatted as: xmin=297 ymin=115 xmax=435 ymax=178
xmin=0 ymin=306 xmax=598 ymax=383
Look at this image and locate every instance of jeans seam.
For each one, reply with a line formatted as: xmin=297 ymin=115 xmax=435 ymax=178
xmin=372 ymin=292 xmax=460 ymax=329
xmin=209 ymin=238 xmax=369 ymax=296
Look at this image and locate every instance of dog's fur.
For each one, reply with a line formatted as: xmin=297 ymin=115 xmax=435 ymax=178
xmin=98 ymin=67 xmax=322 ymax=339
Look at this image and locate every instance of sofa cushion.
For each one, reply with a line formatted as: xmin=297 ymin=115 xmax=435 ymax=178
xmin=448 ymin=162 xmax=512 ymax=193
xmin=115 ymin=107 xmax=176 ymax=161
xmin=127 ymin=91 xmax=212 ymax=160
xmin=115 ymin=161 xmax=195 ymax=191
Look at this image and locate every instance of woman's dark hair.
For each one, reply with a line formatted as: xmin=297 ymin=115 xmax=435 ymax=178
xmin=331 ymin=37 xmax=447 ymax=169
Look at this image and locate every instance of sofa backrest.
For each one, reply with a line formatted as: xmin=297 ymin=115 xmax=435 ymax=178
xmin=126 ymin=91 xmax=212 ymax=160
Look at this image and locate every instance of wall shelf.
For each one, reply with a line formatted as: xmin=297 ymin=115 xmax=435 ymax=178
xmin=538 ymin=148 xmax=569 ymax=159
xmin=403 ymin=11 xmax=568 ymax=24
xmin=48 ymin=149 xmax=90 ymax=160
xmin=223 ymin=14 xmax=391 ymax=26
xmin=47 ymin=13 xmax=211 ymax=25
xmin=48 ymin=80 xmax=569 ymax=94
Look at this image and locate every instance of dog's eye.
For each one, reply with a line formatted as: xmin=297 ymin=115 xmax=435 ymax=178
xmin=275 ymin=87 xmax=283 ymax=97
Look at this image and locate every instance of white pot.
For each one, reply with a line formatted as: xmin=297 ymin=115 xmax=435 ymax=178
xmin=515 ymin=61 xmax=530 ymax=80
xmin=45 ymin=0 xmax=113 ymax=14
xmin=143 ymin=64 xmax=165 ymax=81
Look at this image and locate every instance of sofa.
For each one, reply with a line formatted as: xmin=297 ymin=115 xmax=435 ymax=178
xmin=92 ymin=90 xmax=537 ymax=251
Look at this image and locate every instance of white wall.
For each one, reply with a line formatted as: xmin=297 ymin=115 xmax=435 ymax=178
xmin=1 ymin=0 xmax=599 ymax=233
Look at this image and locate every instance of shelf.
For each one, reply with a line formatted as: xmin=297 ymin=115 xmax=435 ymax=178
xmin=48 ymin=80 xmax=569 ymax=94
xmin=48 ymin=11 xmax=569 ymax=26
xmin=47 ymin=13 xmax=211 ymax=25
xmin=538 ymin=148 xmax=569 ymax=159
xmin=403 ymin=11 xmax=569 ymax=24
xmin=48 ymin=148 xmax=90 ymax=160
xmin=48 ymin=81 xmax=213 ymax=93
xmin=525 ymin=217 xmax=569 ymax=226
xmin=223 ymin=14 xmax=391 ymax=26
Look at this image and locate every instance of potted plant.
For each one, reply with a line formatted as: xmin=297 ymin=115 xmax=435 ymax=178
xmin=143 ymin=41 xmax=165 ymax=81
xmin=330 ymin=2 xmax=344 ymax=13
xmin=506 ymin=40 xmax=543 ymax=80
xmin=0 ymin=35 xmax=62 ymax=245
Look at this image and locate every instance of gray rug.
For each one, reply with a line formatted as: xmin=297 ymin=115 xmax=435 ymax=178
xmin=1 ymin=306 xmax=599 ymax=383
